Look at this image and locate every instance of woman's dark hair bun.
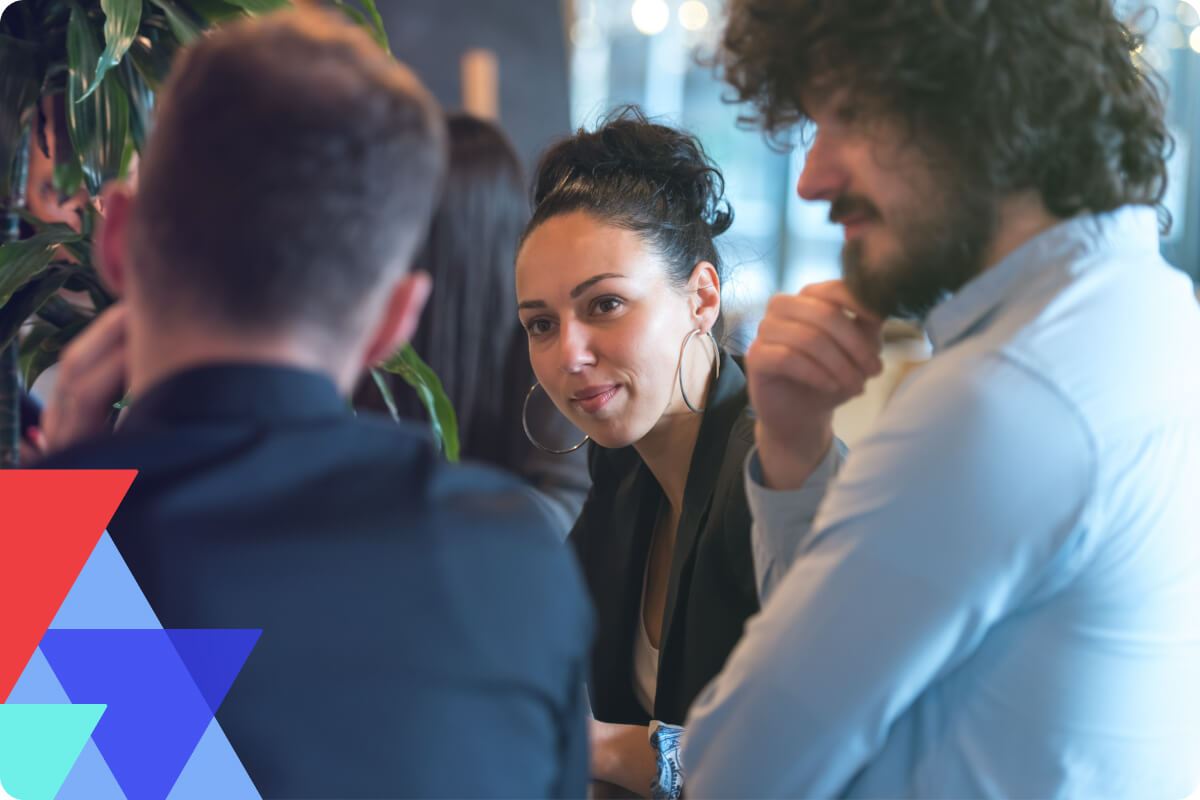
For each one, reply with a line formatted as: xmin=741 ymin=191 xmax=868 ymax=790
xmin=531 ymin=105 xmax=734 ymax=243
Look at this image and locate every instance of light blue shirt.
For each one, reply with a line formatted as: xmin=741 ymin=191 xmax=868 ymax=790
xmin=683 ymin=207 xmax=1200 ymax=798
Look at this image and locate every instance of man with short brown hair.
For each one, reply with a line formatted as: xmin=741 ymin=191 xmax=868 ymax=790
xmin=40 ymin=10 xmax=591 ymax=796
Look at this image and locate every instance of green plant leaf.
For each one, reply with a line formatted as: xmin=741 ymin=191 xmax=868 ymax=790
xmin=334 ymin=0 xmax=388 ymax=54
xmin=220 ymin=0 xmax=290 ymax=15
xmin=35 ymin=292 xmax=92 ymax=329
xmin=0 ymin=264 xmax=73 ymax=352
xmin=0 ymin=228 xmax=84 ymax=307
xmin=370 ymin=367 xmax=399 ymax=421
xmin=80 ymin=0 xmax=142 ymax=102
xmin=331 ymin=0 xmax=368 ymax=31
xmin=19 ymin=316 xmax=91 ymax=389
xmin=147 ymin=0 xmax=201 ymax=46
xmin=357 ymin=0 xmax=389 ymax=54
xmin=128 ymin=23 xmax=180 ymax=90
xmin=67 ymin=2 xmax=131 ymax=194
xmin=15 ymin=211 xmax=93 ymax=264
xmin=65 ymin=267 xmax=115 ymax=310
xmin=18 ymin=320 xmax=59 ymax=389
xmin=0 ymin=34 xmax=42 ymax=200
xmin=380 ymin=344 xmax=460 ymax=462
xmin=53 ymin=153 xmax=85 ymax=195
xmin=184 ymin=0 xmax=253 ymax=23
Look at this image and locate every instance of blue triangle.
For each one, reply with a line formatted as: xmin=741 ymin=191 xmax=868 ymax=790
xmin=166 ymin=629 xmax=261 ymax=716
xmin=39 ymin=629 xmax=214 ymax=800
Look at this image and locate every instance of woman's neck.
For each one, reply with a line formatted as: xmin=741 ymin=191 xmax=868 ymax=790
xmin=635 ymin=341 xmax=720 ymax=514
xmin=634 ymin=405 xmax=705 ymax=516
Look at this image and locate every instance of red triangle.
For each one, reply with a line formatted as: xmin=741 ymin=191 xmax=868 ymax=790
xmin=0 ymin=470 xmax=136 ymax=701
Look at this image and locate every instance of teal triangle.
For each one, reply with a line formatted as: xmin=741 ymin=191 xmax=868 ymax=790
xmin=166 ymin=630 xmax=261 ymax=715
xmin=0 ymin=704 xmax=105 ymax=800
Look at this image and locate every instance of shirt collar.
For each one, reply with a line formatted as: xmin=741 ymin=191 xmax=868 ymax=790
xmin=924 ymin=205 xmax=1161 ymax=352
xmin=121 ymin=363 xmax=349 ymax=433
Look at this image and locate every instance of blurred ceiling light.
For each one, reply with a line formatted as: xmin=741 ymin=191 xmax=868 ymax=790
xmin=1191 ymin=25 xmax=1200 ymax=52
xmin=1178 ymin=1 xmax=1200 ymax=26
xmin=679 ymin=0 xmax=710 ymax=31
xmin=631 ymin=0 xmax=670 ymax=36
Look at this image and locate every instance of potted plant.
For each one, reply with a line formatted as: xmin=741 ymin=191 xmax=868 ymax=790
xmin=0 ymin=0 xmax=458 ymax=465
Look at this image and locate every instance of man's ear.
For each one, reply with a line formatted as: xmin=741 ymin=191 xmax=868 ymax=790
xmin=689 ymin=260 xmax=722 ymax=332
xmin=362 ymin=270 xmax=433 ymax=368
xmin=96 ymin=183 xmax=135 ymax=297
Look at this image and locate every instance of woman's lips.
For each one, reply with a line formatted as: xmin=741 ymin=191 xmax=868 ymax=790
xmin=571 ymin=384 xmax=621 ymax=414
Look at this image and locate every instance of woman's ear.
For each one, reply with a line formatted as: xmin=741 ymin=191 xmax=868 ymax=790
xmin=689 ymin=261 xmax=721 ymax=332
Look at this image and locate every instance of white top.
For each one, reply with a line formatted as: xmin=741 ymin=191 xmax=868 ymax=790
xmin=684 ymin=206 xmax=1200 ymax=798
xmin=632 ymin=553 xmax=659 ymax=716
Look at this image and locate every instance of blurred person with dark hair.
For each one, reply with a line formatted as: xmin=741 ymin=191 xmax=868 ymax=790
xmin=515 ymin=107 xmax=842 ymax=796
xmin=36 ymin=10 xmax=590 ymax=796
xmin=360 ymin=113 xmax=589 ymax=534
xmin=681 ymin=1 xmax=1200 ymax=797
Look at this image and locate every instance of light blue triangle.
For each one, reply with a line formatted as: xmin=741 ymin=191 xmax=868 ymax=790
xmin=167 ymin=718 xmax=261 ymax=799
xmin=7 ymin=648 xmax=69 ymax=704
xmin=51 ymin=532 xmax=160 ymax=629
xmin=56 ymin=738 xmax=126 ymax=800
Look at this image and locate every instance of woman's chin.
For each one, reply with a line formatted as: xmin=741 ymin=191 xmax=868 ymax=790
xmin=585 ymin=426 xmax=640 ymax=450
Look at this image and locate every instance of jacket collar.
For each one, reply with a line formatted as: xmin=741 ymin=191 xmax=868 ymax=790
xmin=121 ymin=363 xmax=349 ymax=433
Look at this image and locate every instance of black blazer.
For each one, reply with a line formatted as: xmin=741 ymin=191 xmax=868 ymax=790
xmin=570 ymin=352 xmax=759 ymax=726
xmin=41 ymin=364 xmax=592 ymax=799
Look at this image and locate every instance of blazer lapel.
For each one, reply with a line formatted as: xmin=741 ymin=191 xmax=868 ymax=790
xmin=656 ymin=354 xmax=748 ymax=670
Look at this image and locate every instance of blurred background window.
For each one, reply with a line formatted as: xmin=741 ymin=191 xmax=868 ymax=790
xmin=563 ymin=0 xmax=1200 ymax=442
xmin=566 ymin=0 xmax=1200 ymax=323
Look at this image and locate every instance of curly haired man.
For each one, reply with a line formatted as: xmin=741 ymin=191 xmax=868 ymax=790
xmin=682 ymin=2 xmax=1200 ymax=796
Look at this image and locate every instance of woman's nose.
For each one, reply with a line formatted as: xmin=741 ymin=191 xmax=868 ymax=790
xmin=558 ymin=320 xmax=596 ymax=374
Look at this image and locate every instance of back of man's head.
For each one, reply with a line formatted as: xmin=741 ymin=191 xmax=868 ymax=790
xmin=129 ymin=9 xmax=446 ymax=343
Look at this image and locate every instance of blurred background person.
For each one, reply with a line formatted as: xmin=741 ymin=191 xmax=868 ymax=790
xmin=360 ymin=112 xmax=589 ymax=535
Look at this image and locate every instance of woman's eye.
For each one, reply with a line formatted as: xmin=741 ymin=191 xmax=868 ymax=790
xmin=525 ymin=318 xmax=553 ymax=336
xmin=593 ymin=296 xmax=623 ymax=315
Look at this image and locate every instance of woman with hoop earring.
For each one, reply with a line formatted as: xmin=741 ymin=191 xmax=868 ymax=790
xmin=516 ymin=108 xmax=840 ymax=797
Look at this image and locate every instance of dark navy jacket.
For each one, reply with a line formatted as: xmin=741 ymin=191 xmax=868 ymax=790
xmin=42 ymin=364 xmax=592 ymax=799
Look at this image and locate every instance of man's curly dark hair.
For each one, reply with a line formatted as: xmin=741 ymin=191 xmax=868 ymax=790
xmin=718 ymin=0 xmax=1172 ymax=225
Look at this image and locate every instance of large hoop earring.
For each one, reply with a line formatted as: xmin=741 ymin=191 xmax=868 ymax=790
xmin=522 ymin=383 xmax=590 ymax=455
xmin=678 ymin=329 xmax=720 ymax=414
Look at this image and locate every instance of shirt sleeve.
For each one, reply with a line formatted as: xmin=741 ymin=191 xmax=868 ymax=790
xmin=746 ymin=439 xmax=847 ymax=602
xmin=682 ymin=353 xmax=1095 ymax=798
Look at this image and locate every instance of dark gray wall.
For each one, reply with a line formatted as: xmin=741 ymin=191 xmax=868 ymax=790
xmin=378 ymin=0 xmax=572 ymax=175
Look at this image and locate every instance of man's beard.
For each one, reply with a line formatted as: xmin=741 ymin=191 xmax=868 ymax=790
xmin=838 ymin=187 xmax=997 ymax=321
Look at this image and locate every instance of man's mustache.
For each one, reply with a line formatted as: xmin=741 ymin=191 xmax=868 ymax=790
xmin=829 ymin=195 xmax=880 ymax=225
